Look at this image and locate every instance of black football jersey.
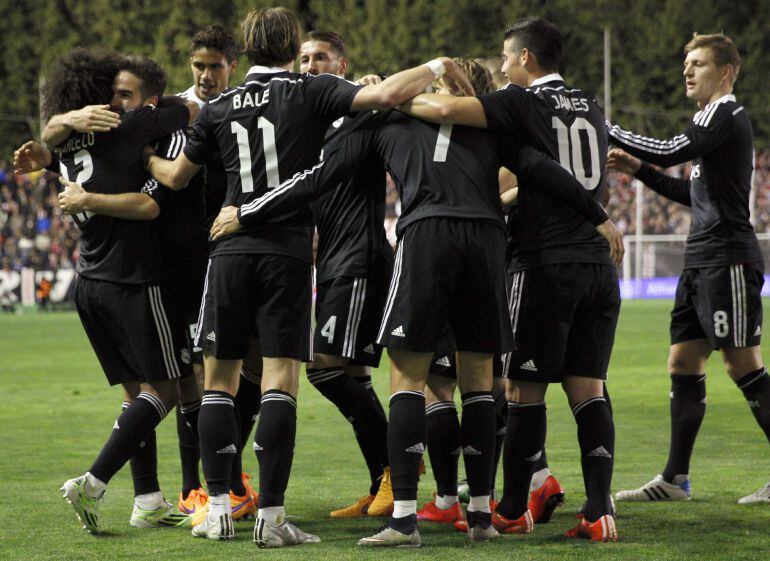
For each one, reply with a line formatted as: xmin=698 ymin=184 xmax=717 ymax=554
xmin=238 ymin=111 xmax=505 ymax=235
xmin=184 ymin=66 xmax=362 ymax=263
xmin=608 ymin=94 xmax=761 ymax=269
xmin=58 ymin=104 xmax=189 ymax=284
xmin=479 ymin=74 xmax=612 ymax=271
xmin=312 ymin=113 xmax=393 ymax=283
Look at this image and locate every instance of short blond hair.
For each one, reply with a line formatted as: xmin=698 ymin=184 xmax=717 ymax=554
xmin=434 ymin=57 xmax=495 ymax=97
xmin=685 ymin=33 xmax=741 ymax=82
xmin=242 ymin=7 xmax=302 ymax=67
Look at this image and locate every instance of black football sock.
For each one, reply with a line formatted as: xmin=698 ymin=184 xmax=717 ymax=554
xmin=603 ymin=383 xmax=614 ymax=417
xmin=662 ymin=374 xmax=706 ymax=482
xmin=229 ymin=412 xmax=246 ymax=496
xmin=235 ymin=368 xmax=262 ymax=451
xmin=308 ymin=367 xmax=389 ymax=467
xmin=124 ymin=402 xmax=160 ymax=497
xmin=425 ymin=400 xmax=461 ymax=497
xmin=89 ymin=392 xmax=168 ymax=484
xmin=356 ymin=373 xmax=390 ymax=492
xmin=198 ymin=391 xmax=238 ymax=496
xmin=574 ymin=397 xmax=615 ymax=522
xmin=178 ymin=399 xmax=202 ymax=496
xmin=254 ymin=391 xmax=297 ymax=507
xmin=497 ymin=401 xmax=546 ymax=520
xmin=735 ymin=368 xmax=770 ymax=442
xmin=491 ymin=391 xmax=507 ymax=496
xmin=388 ymin=391 xmax=426 ymax=501
xmin=460 ymin=392 xmax=496 ymax=499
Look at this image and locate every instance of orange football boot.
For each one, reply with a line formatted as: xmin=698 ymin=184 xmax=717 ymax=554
xmin=565 ymin=514 xmax=617 ymax=542
xmin=528 ymin=474 xmax=565 ymax=523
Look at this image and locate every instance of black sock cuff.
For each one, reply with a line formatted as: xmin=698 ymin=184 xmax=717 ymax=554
xmin=571 ymin=397 xmax=605 ymax=417
xmin=389 ymin=390 xmax=424 ymax=405
xmin=202 ymin=390 xmax=234 ymax=407
xmin=425 ymin=400 xmax=456 ymax=416
xmin=494 ymin=392 xmax=507 ymax=418
xmin=306 ymin=367 xmax=345 ymax=386
xmin=735 ymin=368 xmax=768 ymax=390
xmin=240 ymin=367 xmax=262 ymax=385
xmin=180 ymin=399 xmax=202 ymax=414
xmin=261 ymin=389 xmax=297 ymax=408
xmin=671 ymin=373 xmax=707 ymax=386
xmin=461 ymin=392 xmax=494 ymax=408
xmin=137 ymin=391 xmax=168 ymax=420
xmin=508 ymin=401 xmax=546 ymax=415
xmin=121 ymin=401 xmax=131 ymax=411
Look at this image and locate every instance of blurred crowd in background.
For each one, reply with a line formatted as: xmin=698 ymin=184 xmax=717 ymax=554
xmin=2 ymin=151 xmax=770 ymax=272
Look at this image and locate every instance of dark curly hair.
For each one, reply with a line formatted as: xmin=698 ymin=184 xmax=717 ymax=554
xmin=41 ymin=47 xmax=123 ymax=120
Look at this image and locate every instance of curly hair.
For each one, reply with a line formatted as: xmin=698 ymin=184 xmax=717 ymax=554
xmin=41 ymin=48 xmax=123 ymax=120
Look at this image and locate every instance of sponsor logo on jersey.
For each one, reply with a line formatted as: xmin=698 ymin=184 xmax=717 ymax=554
xmin=520 ymin=360 xmax=538 ymax=372
xmin=391 ymin=325 xmax=406 ymax=337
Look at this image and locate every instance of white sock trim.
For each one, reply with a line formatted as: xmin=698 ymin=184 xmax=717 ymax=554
xmin=258 ymin=506 xmax=286 ymax=526
xmin=209 ymin=493 xmax=231 ymax=517
xmin=468 ymin=495 xmax=491 ymax=513
xmin=393 ymin=500 xmax=417 ymax=518
xmin=435 ymin=494 xmax=458 ymax=510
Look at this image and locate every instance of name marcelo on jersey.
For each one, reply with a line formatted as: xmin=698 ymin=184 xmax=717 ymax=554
xmin=61 ymin=132 xmax=96 ymax=154
xmin=232 ymin=89 xmax=270 ymax=110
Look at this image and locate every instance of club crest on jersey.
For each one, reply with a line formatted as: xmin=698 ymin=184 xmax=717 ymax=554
xmin=232 ymin=89 xmax=270 ymax=110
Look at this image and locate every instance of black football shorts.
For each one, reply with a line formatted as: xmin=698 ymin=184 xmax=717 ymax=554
xmin=504 ymin=262 xmax=620 ymax=383
xmin=670 ymin=262 xmax=764 ymax=349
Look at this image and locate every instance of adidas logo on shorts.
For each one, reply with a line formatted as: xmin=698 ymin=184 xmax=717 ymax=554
xmin=755 ymin=325 xmax=762 ymax=336
xmin=217 ymin=443 xmax=237 ymax=454
xmin=253 ymin=442 xmax=264 ymax=451
xmin=587 ymin=446 xmax=612 ymax=458
xmin=363 ymin=344 xmax=375 ymax=354
xmin=206 ymin=331 xmax=216 ymax=342
xmin=405 ymin=442 xmax=425 ymax=454
xmin=391 ymin=325 xmax=406 ymax=337
xmin=520 ymin=360 xmax=538 ymax=372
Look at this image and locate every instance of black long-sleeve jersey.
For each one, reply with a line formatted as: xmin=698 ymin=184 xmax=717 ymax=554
xmin=479 ymin=74 xmax=612 ymax=271
xmin=183 ymin=66 xmax=362 ymax=263
xmin=608 ymin=94 xmax=761 ymax=268
xmin=312 ymin=113 xmax=393 ymax=283
xmin=58 ymin=104 xmax=189 ymax=284
xmin=236 ymin=111 xmax=607 ymax=242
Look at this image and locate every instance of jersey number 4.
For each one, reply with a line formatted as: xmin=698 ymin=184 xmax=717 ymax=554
xmin=552 ymin=117 xmax=600 ymax=190
xmin=231 ymin=119 xmax=280 ymax=193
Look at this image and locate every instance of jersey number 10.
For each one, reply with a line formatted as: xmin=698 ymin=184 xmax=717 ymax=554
xmin=551 ymin=117 xmax=600 ymax=190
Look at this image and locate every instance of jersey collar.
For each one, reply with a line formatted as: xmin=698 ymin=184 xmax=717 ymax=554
xmin=246 ymin=65 xmax=291 ymax=76
xmin=707 ymin=93 xmax=736 ymax=106
xmin=530 ymin=73 xmax=564 ymax=87
xmin=180 ymin=85 xmax=206 ymax=108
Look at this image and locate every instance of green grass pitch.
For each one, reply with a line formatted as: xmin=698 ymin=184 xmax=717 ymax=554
xmin=0 ymin=300 xmax=768 ymax=560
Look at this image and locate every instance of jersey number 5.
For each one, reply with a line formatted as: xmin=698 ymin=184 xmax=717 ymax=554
xmin=551 ymin=117 xmax=600 ymax=190
xmin=231 ymin=119 xmax=280 ymax=193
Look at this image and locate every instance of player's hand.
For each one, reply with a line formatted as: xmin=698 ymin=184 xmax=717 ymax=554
xmin=357 ymin=74 xmax=382 ymax=86
xmin=607 ymin=148 xmax=641 ymax=176
xmin=67 ymin=105 xmax=121 ymax=133
xmin=596 ymin=218 xmax=625 ymax=267
xmin=210 ymin=206 xmax=242 ymax=240
xmin=57 ymin=177 xmax=88 ymax=214
xmin=440 ymin=57 xmax=475 ymax=96
xmin=13 ymin=141 xmax=51 ymax=174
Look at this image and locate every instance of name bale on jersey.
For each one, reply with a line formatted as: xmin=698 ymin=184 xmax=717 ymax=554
xmin=61 ymin=132 xmax=96 ymax=154
xmin=232 ymin=89 xmax=270 ymax=110
xmin=549 ymin=93 xmax=590 ymax=113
